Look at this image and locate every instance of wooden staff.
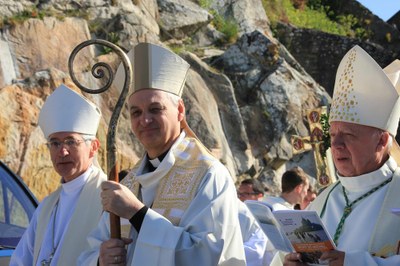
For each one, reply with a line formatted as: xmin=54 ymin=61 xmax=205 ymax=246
xmin=68 ymin=39 xmax=132 ymax=238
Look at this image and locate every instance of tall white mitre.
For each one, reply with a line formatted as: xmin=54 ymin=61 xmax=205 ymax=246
xmin=113 ymin=42 xmax=190 ymax=97
xmin=329 ymin=45 xmax=400 ymax=135
xmin=329 ymin=45 xmax=400 ymax=161
xmin=132 ymin=42 xmax=190 ymax=96
xmin=38 ymin=84 xmax=101 ymax=138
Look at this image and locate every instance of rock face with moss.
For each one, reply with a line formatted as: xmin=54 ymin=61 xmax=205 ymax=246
xmin=274 ymin=22 xmax=398 ymax=96
xmin=0 ymin=0 xmax=398 ymax=199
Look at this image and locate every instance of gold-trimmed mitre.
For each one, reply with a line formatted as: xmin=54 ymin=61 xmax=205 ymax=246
xmin=114 ymin=42 xmax=190 ymax=97
xmin=132 ymin=43 xmax=190 ymax=96
xmin=329 ymin=45 xmax=400 ymax=137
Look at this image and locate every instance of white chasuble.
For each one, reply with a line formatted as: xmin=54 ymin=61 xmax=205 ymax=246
xmin=78 ymin=132 xmax=246 ymax=266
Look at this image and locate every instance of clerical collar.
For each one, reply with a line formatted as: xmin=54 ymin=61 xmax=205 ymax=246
xmin=149 ymin=158 xmax=161 ymax=168
xmin=147 ymin=150 xmax=169 ymax=168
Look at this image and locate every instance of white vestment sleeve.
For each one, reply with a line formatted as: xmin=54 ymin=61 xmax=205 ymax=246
xmin=133 ymin=164 xmax=245 ymax=265
xmin=242 ymin=227 xmax=270 ymax=266
xmin=79 ymin=163 xmax=246 ymax=266
xmin=238 ymin=200 xmax=272 ymax=266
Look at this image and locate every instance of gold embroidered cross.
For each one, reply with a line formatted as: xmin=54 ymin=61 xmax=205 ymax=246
xmin=291 ymin=107 xmax=336 ymax=187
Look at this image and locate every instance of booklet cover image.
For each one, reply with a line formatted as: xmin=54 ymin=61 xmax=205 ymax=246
xmin=273 ymin=210 xmax=336 ymax=264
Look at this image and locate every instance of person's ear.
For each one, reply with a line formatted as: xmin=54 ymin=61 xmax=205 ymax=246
xmin=90 ymin=138 xmax=100 ymax=156
xmin=294 ymin=184 xmax=303 ymax=193
xmin=377 ymin=131 xmax=390 ymax=151
xmin=177 ymin=99 xmax=185 ymax=122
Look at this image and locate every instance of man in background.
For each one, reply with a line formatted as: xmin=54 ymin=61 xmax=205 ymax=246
xmin=237 ymin=178 xmax=266 ymax=202
xmin=263 ymin=166 xmax=309 ymax=211
xmin=10 ymin=84 xmax=106 ymax=266
xmin=295 ymin=176 xmax=317 ymax=210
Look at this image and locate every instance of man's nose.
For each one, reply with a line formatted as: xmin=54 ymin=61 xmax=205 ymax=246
xmin=57 ymin=145 xmax=70 ymax=155
xmin=140 ymin=113 xmax=153 ymax=125
xmin=331 ymin=135 xmax=344 ymax=148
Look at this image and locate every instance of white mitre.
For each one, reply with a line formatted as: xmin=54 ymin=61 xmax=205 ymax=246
xmin=132 ymin=42 xmax=190 ymax=96
xmin=38 ymin=84 xmax=101 ymax=139
xmin=329 ymin=45 xmax=400 ymax=136
xmin=113 ymin=42 xmax=190 ymax=97
xmin=383 ymin=59 xmax=400 ymax=93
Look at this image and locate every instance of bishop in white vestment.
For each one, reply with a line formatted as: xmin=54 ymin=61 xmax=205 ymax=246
xmin=272 ymin=45 xmax=400 ymax=266
xmin=79 ymin=131 xmax=246 ymax=265
xmin=79 ymin=43 xmax=246 ymax=265
xmin=10 ymin=84 xmax=107 ymax=266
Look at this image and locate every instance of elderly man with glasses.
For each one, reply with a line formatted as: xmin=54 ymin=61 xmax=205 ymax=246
xmin=10 ymin=84 xmax=107 ymax=266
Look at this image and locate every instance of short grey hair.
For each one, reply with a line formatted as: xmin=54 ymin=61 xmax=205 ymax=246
xmin=79 ymin=134 xmax=96 ymax=147
xmin=80 ymin=133 xmax=96 ymax=140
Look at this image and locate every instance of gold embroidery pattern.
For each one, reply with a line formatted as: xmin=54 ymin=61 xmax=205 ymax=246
xmin=153 ymin=163 xmax=208 ymax=225
xmin=152 ymin=138 xmax=211 ymax=225
xmin=120 ymin=161 xmax=142 ymax=193
xmin=165 ymin=170 xmax=199 ymax=198
xmin=120 ymin=137 xmax=214 ymax=226
xmin=330 ymin=49 xmax=359 ymax=123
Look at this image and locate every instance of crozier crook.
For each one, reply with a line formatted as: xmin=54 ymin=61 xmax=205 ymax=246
xmin=68 ymin=39 xmax=132 ymax=239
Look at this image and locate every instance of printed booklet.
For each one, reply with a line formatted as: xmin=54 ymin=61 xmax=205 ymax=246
xmin=272 ymin=210 xmax=336 ymax=265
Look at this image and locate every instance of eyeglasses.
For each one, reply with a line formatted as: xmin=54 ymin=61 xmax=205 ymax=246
xmin=237 ymin=192 xmax=258 ymax=197
xmin=46 ymin=138 xmax=91 ymax=150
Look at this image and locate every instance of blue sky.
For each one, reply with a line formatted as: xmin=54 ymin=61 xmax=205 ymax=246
xmin=356 ymin=0 xmax=400 ymax=21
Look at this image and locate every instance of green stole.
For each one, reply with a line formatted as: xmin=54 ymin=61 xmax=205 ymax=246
xmin=33 ymin=167 xmax=106 ymax=265
xmin=312 ymin=168 xmax=400 ymax=258
xmin=121 ymin=136 xmax=212 ymax=226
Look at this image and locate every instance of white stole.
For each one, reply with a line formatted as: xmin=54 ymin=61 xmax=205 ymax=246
xmin=33 ymin=167 xmax=106 ymax=265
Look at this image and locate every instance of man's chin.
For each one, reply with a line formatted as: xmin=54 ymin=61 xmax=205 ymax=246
xmin=56 ymin=165 xmax=74 ymax=176
xmin=141 ymin=136 xmax=160 ymax=147
xmin=336 ymin=167 xmax=355 ymax=177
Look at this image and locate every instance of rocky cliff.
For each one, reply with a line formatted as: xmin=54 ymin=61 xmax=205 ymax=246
xmin=0 ymin=0 xmax=398 ymax=200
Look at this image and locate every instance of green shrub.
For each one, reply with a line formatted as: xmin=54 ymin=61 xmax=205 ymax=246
xmin=386 ymin=32 xmax=392 ymax=43
xmin=197 ymin=1 xmax=239 ymax=44
xmin=212 ymin=12 xmax=238 ymax=44
xmin=2 ymin=8 xmax=43 ymax=27
xmin=1 ymin=7 xmax=89 ymax=29
xmin=262 ymin=0 xmax=371 ymax=39
xmin=100 ymin=32 xmax=120 ymax=55
xmin=198 ymin=0 xmax=213 ymax=9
